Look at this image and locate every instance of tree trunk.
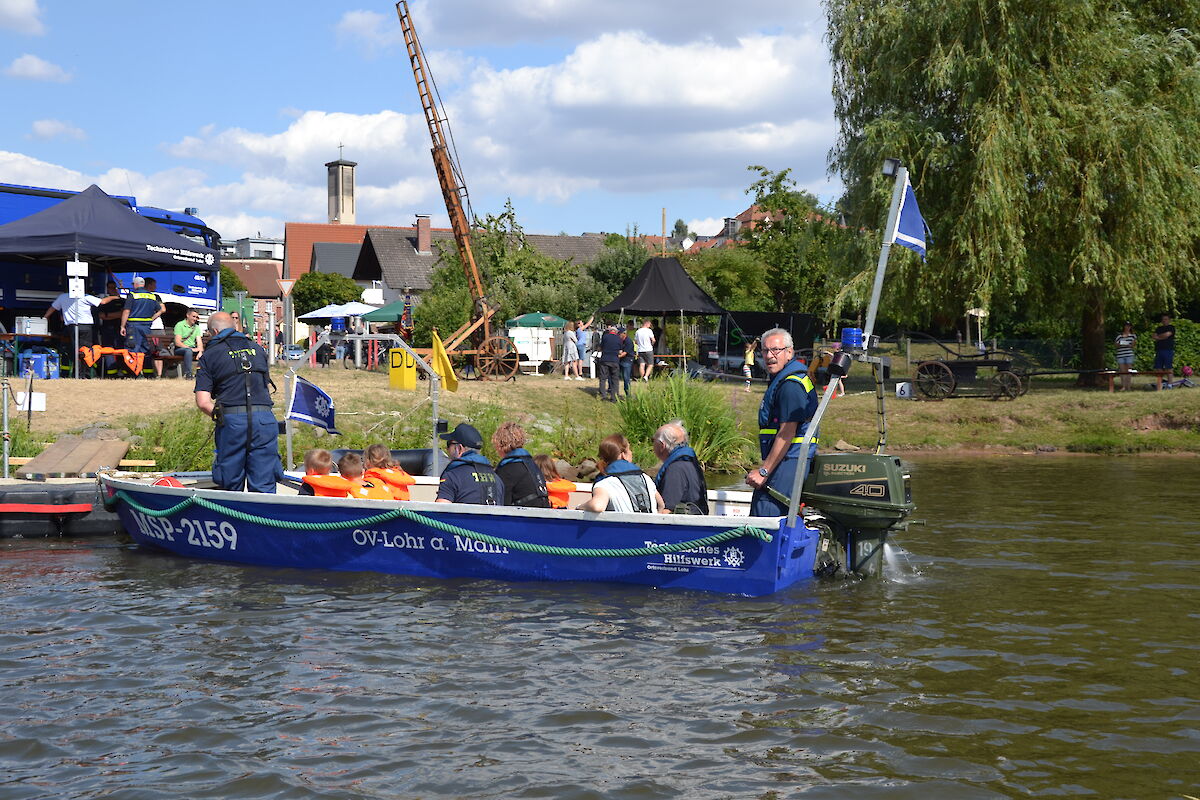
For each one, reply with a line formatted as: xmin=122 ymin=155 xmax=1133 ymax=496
xmin=1077 ymin=286 xmax=1106 ymax=386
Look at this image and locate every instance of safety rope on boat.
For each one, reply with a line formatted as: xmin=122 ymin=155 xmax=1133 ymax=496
xmin=114 ymin=490 xmax=772 ymax=557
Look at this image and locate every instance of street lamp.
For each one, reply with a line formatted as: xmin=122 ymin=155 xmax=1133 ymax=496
xmin=881 ymin=157 xmax=902 ymax=178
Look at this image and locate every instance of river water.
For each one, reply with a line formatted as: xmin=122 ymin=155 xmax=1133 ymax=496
xmin=2 ymin=458 xmax=1197 ymax=799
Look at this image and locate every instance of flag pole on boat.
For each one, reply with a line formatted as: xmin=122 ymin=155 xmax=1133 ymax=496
xmin=784 ymin=159 xmax=924 ymax=529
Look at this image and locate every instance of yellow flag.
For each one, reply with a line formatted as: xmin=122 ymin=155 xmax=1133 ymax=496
xmin=431 ymin=330 xmax=458 ymax=392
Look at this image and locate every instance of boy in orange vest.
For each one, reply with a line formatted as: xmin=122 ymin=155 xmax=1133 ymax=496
xmin=299 ymin=449 xmax=334 ymax=496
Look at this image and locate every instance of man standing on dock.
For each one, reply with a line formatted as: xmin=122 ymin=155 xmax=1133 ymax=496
xmin=193 ymin=311 xmax=282 ymax=493
xmin=745 ymin=328 xmax=818 ymax=517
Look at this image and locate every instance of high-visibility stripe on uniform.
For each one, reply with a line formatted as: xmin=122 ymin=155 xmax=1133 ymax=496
xmin=126 ymin=291 xmax=160 ymax=321
xmin=758 ymin=429 xmax=820 ymax=444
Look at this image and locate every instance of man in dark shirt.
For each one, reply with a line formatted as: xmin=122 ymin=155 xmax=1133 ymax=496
xmin=436 ymin=423 xmax=504 ymax=505
xmin=653 ymin=420 xmax=709 ymax=514
xmin=596 ymin=322 xmax=625 ymax=402
xmin=119 ymin=276 xmax=163 ymax=368
xmin=97 ymin=280 xmax=124 ymax=376
xmin=1153 ymin=313 xmax=1176 ymax=380
xmin=194 ymin=311 xmax=282 ymax=493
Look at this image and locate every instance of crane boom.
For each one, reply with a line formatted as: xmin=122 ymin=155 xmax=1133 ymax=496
xmin=396 ymin=0 xmax=492 ymax=343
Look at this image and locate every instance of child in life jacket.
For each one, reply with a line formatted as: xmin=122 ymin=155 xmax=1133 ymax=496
xmin=338 ymin=452 xmax=393 ymax=500
xmin=363 ymin=443 xmax=416 ymax=501
xmin=535 ymin=453 xmax=576 ymax=509
xmin=298 ymin=449 xmax=334 ymax=496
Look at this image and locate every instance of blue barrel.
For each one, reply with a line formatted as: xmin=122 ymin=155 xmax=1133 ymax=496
xmin=840 ymin=327 xmax=864 ymax=349
xmin=330 ymin=316 xmax=346 ymax=333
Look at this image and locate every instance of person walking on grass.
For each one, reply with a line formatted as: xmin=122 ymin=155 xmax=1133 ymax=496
xmin=634 ymin=318 xmax=656 ymax=381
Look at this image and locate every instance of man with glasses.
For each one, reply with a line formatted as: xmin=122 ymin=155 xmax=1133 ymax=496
xmin=745 ymin=328 xmax=818 ymax=516
xmin=435 ymin=423 xmax=505 ymax=505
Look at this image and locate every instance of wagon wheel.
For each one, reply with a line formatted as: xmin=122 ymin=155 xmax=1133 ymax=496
xmin=915 ymin=361 xmax=956 ymax=399
xmin=1016 ymin=372 xmax=1031 ymax=395
xmin=990 ymin=370 xmax=1022 ymax=400
xmin=474 ymin=336 xmax=520 ymax=381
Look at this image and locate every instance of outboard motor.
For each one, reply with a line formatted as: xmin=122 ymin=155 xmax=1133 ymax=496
xmin=802 ymin=453 xmax=913 ymax=577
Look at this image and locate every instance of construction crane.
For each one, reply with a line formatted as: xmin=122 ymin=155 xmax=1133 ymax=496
xmin=395 ymin=0 xmax=519 ymax=380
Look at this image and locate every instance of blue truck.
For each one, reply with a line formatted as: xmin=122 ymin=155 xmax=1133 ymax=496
xmin=0 ymin=181 xmax=222 ymax=315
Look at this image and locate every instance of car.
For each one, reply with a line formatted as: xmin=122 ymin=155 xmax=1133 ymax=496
xmin=282 ymin=345 xmax=306 ymax=360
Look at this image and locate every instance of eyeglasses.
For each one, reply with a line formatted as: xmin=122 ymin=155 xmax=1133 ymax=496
xmin=762 ymin=346 xmax=792 ymax=355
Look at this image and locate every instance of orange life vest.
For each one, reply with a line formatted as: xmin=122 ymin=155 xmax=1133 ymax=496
xmin=546 ymin=478 xmax=575 ymax=509
xmin=302 ymin=474 xmax=394 ymax=500
xmin=303 ymin=474 xmax=356 ymax=497
xmin=364 ymin=466 xmax=416 ymax=501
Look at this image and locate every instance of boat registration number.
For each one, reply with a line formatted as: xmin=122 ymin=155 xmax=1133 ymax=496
xmin=130 ymin=511 xmax=238 ymax=550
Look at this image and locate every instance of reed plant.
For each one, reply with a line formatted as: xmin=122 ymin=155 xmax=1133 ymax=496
xmin=617 ymin=373 xmax=753 ymax=471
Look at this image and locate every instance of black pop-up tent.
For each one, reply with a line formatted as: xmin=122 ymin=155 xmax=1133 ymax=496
xmin=0 ymin=184 xmax=218 ymax=271
xmin=597 ymin=256 xmax=725 ymax=316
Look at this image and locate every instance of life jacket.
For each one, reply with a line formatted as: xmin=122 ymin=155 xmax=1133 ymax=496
xmin=349 ymin=477 xmax=394 ymax=501
xmin=546 ymin=478 xmax=575 ymax=509
xmin=303 ymin=474 xmax=356 ymax=497
xmin=602 ymin=459 xmax=652 ymax=513
xmin=654 ymin=445 xmax=709 ymax=515
xmin=758 ymin=359 xmax=819 ymax=460
xmin=440 ymin=452 xmax=503 ymax=505
xmin=496 ymin=448 xmax=549 ymax=507
xmin=364 ymin=466 xmax=416 ymax=501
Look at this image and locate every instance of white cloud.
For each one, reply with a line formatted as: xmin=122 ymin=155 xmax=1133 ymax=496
xmin=5 ymin=53 xmax=70 ymax=81
xmin=688 ymin=217 xmax=725 ymax=236
xmin=0 ymin=0 xmax=44 ymax=35
xmin=334 ymin=10 xmax=405 ymax=57
xmin=389 ymin=0 xmax=824 ymax=47
xmin=29 ymin=119 xmax=85 ymax=140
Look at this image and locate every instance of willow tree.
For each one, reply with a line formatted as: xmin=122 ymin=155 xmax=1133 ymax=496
xmin=827 ymin=1 xmax=1200 ymax=375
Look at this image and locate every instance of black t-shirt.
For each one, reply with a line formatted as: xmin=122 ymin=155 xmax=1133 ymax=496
xmin=195 ymin=331 xmax=274 ymax=407
xmin=1155 ymin=324 xmax=1175 ymax=351
xmin=496 ymin=452 xmax=550 ymax=507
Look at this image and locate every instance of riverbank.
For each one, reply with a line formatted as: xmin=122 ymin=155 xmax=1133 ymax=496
xmin=8 ymin=368 xmax=1199 ymax=469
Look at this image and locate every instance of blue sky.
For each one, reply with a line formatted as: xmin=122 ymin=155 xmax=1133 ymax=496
xmin=1 ymin=0 xmax=839 ymax=240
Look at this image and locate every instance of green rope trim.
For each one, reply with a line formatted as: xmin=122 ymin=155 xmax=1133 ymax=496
xmin=116 ymin=490 xmax=772 ymax=558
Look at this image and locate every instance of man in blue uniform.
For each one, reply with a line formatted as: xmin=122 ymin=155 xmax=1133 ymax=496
xmin=435 ymin=423 xmax=505 ymax=505
xmin=745 ymin=328 xmax=818 ymax=516
xmin=596 ymin=322 xmax=625 ymax=402
xmin=118 ymin=276 xmax=163 ymax=373
xmin=194 ymin=311 xmax=282 ymax=493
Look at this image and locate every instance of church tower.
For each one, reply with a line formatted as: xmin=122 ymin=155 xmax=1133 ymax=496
xmin=325 ymin=156 xmax=357 ymax=224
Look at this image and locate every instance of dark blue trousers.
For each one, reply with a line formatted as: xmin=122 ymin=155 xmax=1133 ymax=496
xmin=213 ymin=409 xmax=282 ymax=493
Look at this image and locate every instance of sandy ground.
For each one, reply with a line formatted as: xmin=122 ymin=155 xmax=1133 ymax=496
xmin=10 ymin=375 xmax=196 ymax=434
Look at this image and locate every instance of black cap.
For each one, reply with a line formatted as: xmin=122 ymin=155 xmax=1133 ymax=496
xmin=439 ymin=422 xmax=483 ymax=449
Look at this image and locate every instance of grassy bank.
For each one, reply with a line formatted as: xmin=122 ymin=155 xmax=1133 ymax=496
xmin=9 ymin=367 xmax=1199 ymax=471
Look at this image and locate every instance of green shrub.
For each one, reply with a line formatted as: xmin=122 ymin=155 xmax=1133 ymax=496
xmin=617 ymin=373 xmax=752 ymax=470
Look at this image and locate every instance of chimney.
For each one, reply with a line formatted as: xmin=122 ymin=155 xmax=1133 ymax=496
xmin=416 ymin=214 xmax=431 ymax=254
xmin=325 ymin=157 xmax=357 ymax=224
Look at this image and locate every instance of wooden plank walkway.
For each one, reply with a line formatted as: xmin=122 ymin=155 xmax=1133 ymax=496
xmin=16 ymin=439 xmax=130 ymax=480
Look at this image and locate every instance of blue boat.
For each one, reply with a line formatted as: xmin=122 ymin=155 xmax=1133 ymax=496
xmin=99 ymin=449 xmax=912 ymax=596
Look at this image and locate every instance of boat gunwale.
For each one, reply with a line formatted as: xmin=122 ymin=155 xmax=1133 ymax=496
xmin=101 ymin=474 xmax=789 ymax=532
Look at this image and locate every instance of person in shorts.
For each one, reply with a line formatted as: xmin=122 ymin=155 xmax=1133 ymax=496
xmin=634 ymin=318 xmax=656 ymax=381
xmin=1114 ymin=321 xmax=1136 ymax=391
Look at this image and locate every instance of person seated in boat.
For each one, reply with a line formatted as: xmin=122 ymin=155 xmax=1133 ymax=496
xmin=436 ymin=423 xmax=504 ymax=505
xmin=298 ymin=448 xmax=334 ymax=496
xmin=492 ymin=422 xmax=550 ymax=508
xmin=652 ymin=420 xmax=709 ymax=515
xmin=576 ymin=434 xmax=666 ymax=514
xmin=363 ymin=443 xmax=416 ymax=501
xmin=535 ymin=454 xmax=575 ymax=509
xmin=337 ymin=452 xmax=394 ymax=500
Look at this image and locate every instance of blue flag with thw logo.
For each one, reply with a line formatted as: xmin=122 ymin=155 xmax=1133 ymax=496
xmin=286 ymin=375 xmax=340 ymax=435
xmin=891 ymin=177 xmax=929 ymax=259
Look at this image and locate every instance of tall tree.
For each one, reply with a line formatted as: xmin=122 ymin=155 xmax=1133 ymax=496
xmin=290 ymin=271 xmax=362 ymax=317
xmin=827 ymin=0 xmax=1200 ymax=375
xmin=741 ymin=166 xmax=861 ymax=317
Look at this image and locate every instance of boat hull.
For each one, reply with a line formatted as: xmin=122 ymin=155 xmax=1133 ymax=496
xmin=102 ymin=476 xmax=820 ymax=597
